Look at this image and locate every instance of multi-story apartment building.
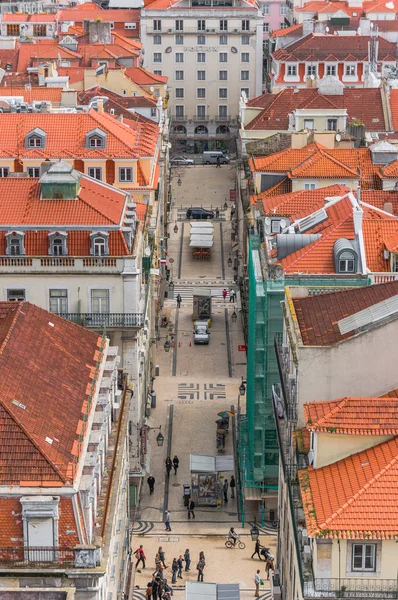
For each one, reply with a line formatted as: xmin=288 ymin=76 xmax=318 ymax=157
xmin=141 ymin=0 xmax=263 ymax=152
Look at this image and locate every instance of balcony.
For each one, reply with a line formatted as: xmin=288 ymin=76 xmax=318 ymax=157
xmin=368 ymin=272 xmax=398 ymax=285
xmin=304 ymin=578 xmax=398 ymax=598
xmin=0 ymin=256 xmax=125 ymax=274
xmin=0 ymin=547 xmax=75 ymax=568
xmin=215 ymin=114 xmax=231 ymax=121
xmin=173 ymin=114 xmax=188 ymax=121
xmin=60 ymin=313 xmax=144 ymax=328
xmin=193 ymin=114 xmax=209 ymax=121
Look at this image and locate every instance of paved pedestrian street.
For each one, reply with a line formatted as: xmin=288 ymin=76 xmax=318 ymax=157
xmin=131 ymin=163 xmax=275 ymax=598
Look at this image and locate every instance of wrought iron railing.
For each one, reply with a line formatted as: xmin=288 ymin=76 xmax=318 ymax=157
xmin=60 ymin=313 xmax=144 ymax=328
xmin=0 ymin=547 xmax=75 ymax=567
xmin=304 ymin=578 xmax=398 ymax=598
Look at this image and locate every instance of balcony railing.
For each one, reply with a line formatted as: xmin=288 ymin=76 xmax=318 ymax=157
xmin=369 ymin=272 xmax=398 ymax=285
xmin=0 ymin=256 xmax=124 ymax=273
xmin=0 ymin=547 xmax=75 ymax=568
xmin=60 ymin=313 xmax=144 ymax=328
xmin=193 ymin=114 xmax=209 ymax=121
xmin=216 ymin=114 xmax=231 ymax=121
xmin=304 ymin=578 xmax=398 ymax=598
xmin=173 ymin=114 xmax=188 ymax=121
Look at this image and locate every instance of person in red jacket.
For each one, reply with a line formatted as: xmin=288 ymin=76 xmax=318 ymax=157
xmin=134 ymin=545 xmax=146 ymax=569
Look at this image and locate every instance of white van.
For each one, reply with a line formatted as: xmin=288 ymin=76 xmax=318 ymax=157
xmin=202 ymin=151 xmax=230 ymax=165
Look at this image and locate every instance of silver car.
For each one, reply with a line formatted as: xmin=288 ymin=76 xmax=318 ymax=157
xmin=170 ymin=156 xmax=194 ymax=166
xmin=194 ymin=323 xmax=210 ymax=344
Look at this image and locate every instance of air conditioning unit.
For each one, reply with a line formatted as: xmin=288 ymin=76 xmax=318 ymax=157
xmin=206 ymin=28 xmax=210 ymax=32
xmin=168 ymin=28 xmax=173 ymax=32
xmin=211 ymin=28 xmax=215 ymax=32
xmin=234 ymin=28 xmax=238 ymax=32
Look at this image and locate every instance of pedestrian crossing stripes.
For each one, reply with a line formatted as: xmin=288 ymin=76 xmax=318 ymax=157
xmin=204 ymin=383 xmax=226 ymax=400
xmin=259 ymin=591 xmax=272 ymax=599
xmin=178 ymin=383 xmax=200 ymax=400
xmin=166 ymin=286 xmax=237 ymax=303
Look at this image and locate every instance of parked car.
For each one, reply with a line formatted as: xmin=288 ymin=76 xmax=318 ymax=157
xmin=194 ymin=322 xmax=210 ymax=344
xmin=186 ymin=207 xmax=215 ymax=219
xmin=170 ymin=156 xmax=194 ymax=166
xmin=202 ymin=151 xmax=230 ymax=165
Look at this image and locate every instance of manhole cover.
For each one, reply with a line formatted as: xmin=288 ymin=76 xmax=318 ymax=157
xmin=172 ymin=483 xmax=181 ymax=487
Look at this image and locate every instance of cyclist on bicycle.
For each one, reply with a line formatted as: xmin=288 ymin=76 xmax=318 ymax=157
xmin=228 ymin=527 xmax=238 ymax=547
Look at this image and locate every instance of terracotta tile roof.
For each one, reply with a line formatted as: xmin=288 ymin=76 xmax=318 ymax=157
xmin=0 ymin=86 xmax=62 ymax=103
xmin=2 ymin=13 xmax=55 ymax=21
xmin=379 ymin=158 xmax=398 ymax=178
xmin=56 ymin=66 xmax=85 ymax=84
xmin=361 ymin=190 xmax=398 ymax=214
xmin=260 ymin=184 xmax=350 ymax=219
xmin=135 ymin=202 xmax=147 ymax=221
xmin=17 ymin=42 xmax=81 ymax=72
xmin=246 ymin=88 xmax=387 ymax=132
xmin=292 ymin=280 xmax=398 ymax=346
xmin=273 ymin=34 xmax=397 ymax=62
xmin=0 ymin=109 xmax=156 ymax=159
xmin=124 ymin=66 xmax=168 ymax=85
xmin=362 ymin=219 xmax=398 ymax=272
xmin=304 ymin=397 xmax=398 ymax=434
xmin=79 ymin=85 xmax=156 ymax=108
xmin=0 ymin=302 xmax=104 ymax=485
xmin=271 ymin=23 xmax=303 ymax=38
xmin=57 ymin=8 xmax=140 ymax=22
xmin=299 ymin=437 xmax=398 ymax=539
xmin=0 ymin=49 xmax=19 ymax=73
xmin=0 ymin=496 xmax=82 ymax=548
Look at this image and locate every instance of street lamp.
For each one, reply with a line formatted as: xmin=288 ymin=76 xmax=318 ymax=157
xmin=174 ymin=223 xmax=179 ymax=234
xmin=178 ymin=178 xmax=182 ymax=186
xmin=164 ymin=337 xmax=171 ymax=352
xmin=169 ymin=280 xmax=174 ymax=291
xmin=239 ymin=378 xmax=246 ymax=397
xmin=223 ymin=201 xmax=228 ymax=210
xmin=250 ymin=519 xmax=260 ymax=541
xmin=146 ymin=425 xmax=165 ymax=447
xmin=231 ymin=311 xmax=237 ymax=323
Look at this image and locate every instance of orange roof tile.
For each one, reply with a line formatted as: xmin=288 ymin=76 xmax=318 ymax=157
xmin=362 ymin=219 xmax=398 ymax=271
xmin=292 ymin=280 xmax=398 ymax=346
xmin=304 ymin=397 xmax=398 ymax=435
xmin=124 ymin=66 xmax=168 ymax=85
xmin=271 ymin=23 xmax=303 ymax=37
xmin=57 ymin=8 xmax=140 ymax=22
xmin=0 ymin=86 xmax=62 ymax=103
xmin=299 ymin=437 xmax=398 ymax=539
xmin=0 ymin=302 xmax=105 ymax=485
xmin=260 ymin=185 xmax=349 ymax=219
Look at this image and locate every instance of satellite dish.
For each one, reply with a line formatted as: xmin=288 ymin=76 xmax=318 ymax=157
xmin=335 ymin=133 xmax=341 ymax=142
xmin=167 ymin=142 xmax=172 ymax=149
xmin=280 ymin=219 xmax=287 ymax=229
xmin=150 ymin=86 xmax=155 ymax=93
xmin=326 ymin=26 xmax=330 ymax=33
xmin=145 ymin=247 xmax=151 ymax=257
xmin=310 ymin=74 xmax=315 ymax=80
xmin=265 ymin=217 xmax=271 ymax=226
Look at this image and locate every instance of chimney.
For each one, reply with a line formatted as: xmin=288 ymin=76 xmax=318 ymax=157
xmin=353 ymin=205 xmax=363 ymax=236
xmin=302 ymin=20 xmax=314 ymax=36
xmin=97 ymin=98 xmax=104 ymax=113
xmin=356 ymin=185 xmax=361 ymax=203
xmin=384 ymin=201 xmax=393 ymax=214
xmin=117 ymin=114 xmax=124 ymax=124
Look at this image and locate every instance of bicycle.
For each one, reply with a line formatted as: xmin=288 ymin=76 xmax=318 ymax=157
xmin=225 ymin=538 xmax=246 ymax=549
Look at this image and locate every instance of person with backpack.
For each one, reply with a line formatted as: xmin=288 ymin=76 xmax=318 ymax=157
xmin=197 ymin=557 xmax=205 ymax=582
xmin=171 ymin=558 xmax=178 ymax=584
xmin=176 ymin=294 xmax=182 ymax=308
xmin=147 ymin=475 xmax=155 ymax=495
xmin=158 ymin=546 xmax=167 ymax=568
xmin=146 ymin=581 xmax=153 ymax=600
xmin=134 ymin=545 xmax=146 ymax=569
xmin=187 ymin=497 xmax=195 ymax=519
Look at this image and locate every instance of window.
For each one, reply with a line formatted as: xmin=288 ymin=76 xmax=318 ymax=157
xmin=175 ymin=105 xmax=185 ymax=118
xmin=326 ymin=65 xmax=336 ymax=76
xmin=175 ymin=19 xmax=183 ymax=31
xmin=6 ymin=24 xmax=20 ymax=36
xmin=242 ymin=19 xmax=249 ymax=31
xmin=7 ymin=289 xmax=25 ymax=301
xmin=241 ymin=87 xmax=249 ymax=97
xmin=88 ymin=167 xmax=102 ymax=180
xmin=53 ymin=238 xmax=64 ymax=255
xmin=49 ymin=289 xmax=68 ymax=314
xmin=197 ymin=88 xmax=206 ymax=98
xmin=91 ymin=289 xmax=109 ymax=313
xmin=154 ymin=70 xmax=162 ymax=76
xmin=153 ymin=34 xmax=162 ymax=44
xmin=352 ymin=544 xmax=376 ymax=571
xmin=345 ymin=64 xmax=356 ymax=76
xmin=151 ymin=107 xmax=157 ymax=117
xmin=176 ymin=70 xmax=184 ymax=80
xmin=219 ymin=70 xmax=228 ymax=80
xmin=175 ymin=34 xmax=184 ymax=44
xmin=263 ymin=23 xmax=269 ymax=32
xmin=219 ymin=105 xmax=228 ymax=118
xmin=119 ymin=167 xmax=133 ymax=182
xmin=339 ymin=257 xmax=355 ymax=272
xmin=197 ymin=52 xmax=206 ymax=63
xmin=280 ymin=4 xmax=287 ymax=14
xmin=241 ymin=52 xmax=249 ymax=63
xmin=9 ymin=238 xmax=21 ymax=255
xmin=153 ymin=19 xmax=161 ymax=31
xmin=197 ymin=70 xmax=206 ymax=80
xmin=198 ymin=19 xmax=206 ymax=31
xmin=175 ymin=88 xmax=184 ymax=98
xmin=327 ymin=118 xmax=338 ymax=131
xmin=219 ymin=34 xmax=228 ymax=45
xmin=287 ymin=65 xmax=297 ymax=76
xmin=0 ymin=167 xmax=10 ymax=177
xmin=219 ymin=53 xmax=228 ymax=63
xmin=33 ymin=24 xmax=46 ymax=36
xmin=153 ymin=53 xmax=162 ymax=63
xmin=89 ymin=136 xmax=103 ymax=148
xmin=241 ymin=70 xmax=249 ymax=80
xmin=197 ymin=34 xmax=206 ymax=44
xmin=197 ymin=105 xmax=206 ymax=118
xmin=304 ymin=119 xmax=314 ymax=130
xmin=29 ymin=136 xmax=42 ymax=148
xmin=176 ymin=53 xmax=184 ymax=63
xmin=27 ymin=167 xmax=40 ymax=177
xmin=220 ymin=19 xmax=228 ymax=31
xmin=271 ymin=220 xmax=281 ymax=233
xmin=280 ymin=22 xmax=287 ymax=28
xmin=219 ymin=88 xmax=228 ymax=98
xmin=304 ymin=182 xmax=316 ymax=190
xmin=262 ymin=4 xmax=270 ymax=14
xmin=307 ymin=65 xmax=316 ymax=76
xmin=242 ymin=34 xmax=250 ymax=44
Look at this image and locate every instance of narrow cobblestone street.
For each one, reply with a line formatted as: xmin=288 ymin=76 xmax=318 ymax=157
xmin=131 ymin=164 xmax=276 ymax=599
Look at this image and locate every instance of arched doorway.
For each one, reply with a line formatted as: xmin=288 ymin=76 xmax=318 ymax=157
xmin=216 ymin=125 xmax=230 ymax=135
xmin=195 ymin=125 xmax=208 ymax=135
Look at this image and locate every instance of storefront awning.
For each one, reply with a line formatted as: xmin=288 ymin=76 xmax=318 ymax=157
xmin=190 ymin=454 xmax=234 ymax=473
xmin=185 ymin=582 xmax=240 ymax=600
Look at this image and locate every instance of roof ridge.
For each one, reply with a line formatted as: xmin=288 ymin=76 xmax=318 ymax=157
xmin=0 ymin=302 xmax=22 ymax=355
xmin=0 ymin=399 xmax=67 ymax=483
xmin=288 ymin=145 xmax=320 ymax=174
xmin=311 ymin=397 xmax=349 ymax=428
xmin=76 ymin=181 xmax=121 ymax=225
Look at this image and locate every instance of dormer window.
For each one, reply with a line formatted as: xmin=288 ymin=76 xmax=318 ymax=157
xmin=6 ymin=231 xmax=25 ymax=256
xmin=48 ymin=231 xmax=67 ymax=256
xmin=334 ymin=238 xmax=358 ymax=274
xmin=25 ymin=127 xmax=46 ymax=150
xmin=90 ymin=231 xmax=109 ymax=256
xmin=339 ymin=253 xmax=355 ymax=272
xmin=86 ymin=128 xmax=107 ymax=150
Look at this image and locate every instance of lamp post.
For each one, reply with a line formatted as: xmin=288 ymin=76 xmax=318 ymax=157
xmin=250 ymin=519 xmax=260 ymax=541
xmin=164 ymin=336 xmax=171 ymax=352
xmin=178 ymin=178 xmax=182 ymax=186
xmin=145 ymin=425 xmax=164 ymax=447
xmin=231 ymin=311 xmax=237 ymax=323
xmin=228 ymin=257 xmax=232 ymax=267
xmin=239 ymin=378 xmax=246 ymax=397
xmin=223 ymin=201 xmax=228 ymax=210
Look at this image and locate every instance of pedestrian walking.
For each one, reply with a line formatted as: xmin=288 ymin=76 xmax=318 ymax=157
xmin=177 ymin=555 xmax=184 ymax=578
xmin=165 ymin=510 xmax=172 ymax=532
xmin=134 ymin=545 xmax=146 ymax=570
xmin=158 ymin=547 xmax=167 ymax=568
xmin=197 ymin=557 xmax=205 ymax=582
xmin=251 ymin=539 xmax=263 ymax=560
xmin=215 ymin=207 xmax=220 ymax=218
xmin=230 ymin=475 xmax=236 ymax=498
xmin=199 ymin=551 xmax=205 ymax=562
xmin=165 ymin=457 xmax=172 ymax=477
xmin=176 ymin=293 xmax=182 ymax=308
xmin=216 ymin=155 xmax=221 ymax=168
xmin=173 ymin=455 xmax=179 ymax=475
xmin=156 ymin=579 xmax=164 ymax=600
xmin=222 ymin=288 xmax=228 ymax=302
xmin=147 ymin=475 xmax=155 ymax=495
xmin=223 ymin=478 xmax=228 ymax=503
xmin=145 ymin=582 xmax=152 ymax=600
xmin=151 ymin=579 xmax=158 ymax=600
xmin=265 ymin=557 xmax=274 ymax=580
xmin=187 ymin=497 xmax=195 ymax=519
xmin=184 ymin=549 xmax=191 ymax=572
xmin=229 ymin=290 xmax=236 ymax=303
xmin=171 ymin=558 xmax=178 ymax=584
xmin=254 ymin=570 xmax=261 ymax=598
